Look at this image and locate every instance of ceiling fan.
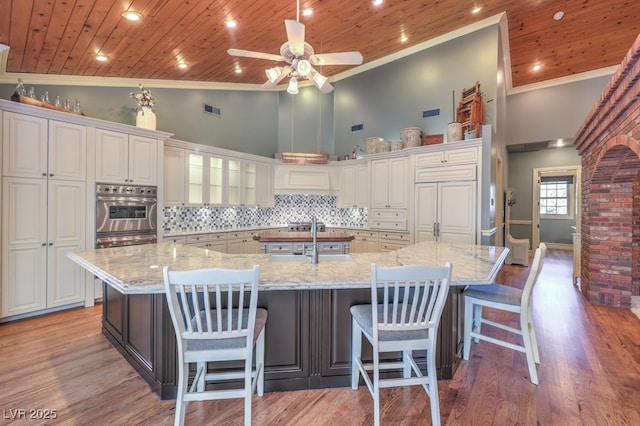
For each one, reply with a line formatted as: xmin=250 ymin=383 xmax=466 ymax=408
xmin=227 ymin=2 xmax=363 ymax=94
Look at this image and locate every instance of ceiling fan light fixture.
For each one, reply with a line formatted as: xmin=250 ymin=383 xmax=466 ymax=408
xmin=296 ymin=59 xmax=312 ymax=76
xmin=266 ymin=67 xmax=282 ymax=82
xmin=311 ymin=69 xmax=328 ymax=88
xmin=287 ymin=77 xmax=299 ymax=94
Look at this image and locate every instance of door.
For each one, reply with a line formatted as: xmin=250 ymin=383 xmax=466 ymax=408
xmin=47 ymin=181 xmax=86 ymax=307
xmin=163 ymin=146 xmax=186 ymax=205
xmin=96 ymin=129 xmax=129 ymax=184
xmin=48 ymin=120 xmax=87 ymax=181
xmin=2 ymin=178 xmax=48 ymax=317
xmin=415 ymin=181 xmax=476 ymax=244
xmin=2 ymin=112 xmax=48 ymax=178
xmin=128 ymin=135 xmax=157 ymax=185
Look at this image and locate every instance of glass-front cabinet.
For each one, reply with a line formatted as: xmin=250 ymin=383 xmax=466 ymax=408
xmin=186 ymin=152 xmax=226 ymax=206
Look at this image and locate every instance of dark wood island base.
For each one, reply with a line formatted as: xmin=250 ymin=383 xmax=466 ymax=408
xmin=102 ymin=283 xmax=464 ymax=400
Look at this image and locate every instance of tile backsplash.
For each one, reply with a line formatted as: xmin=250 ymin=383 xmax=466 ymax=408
xmin=163 ymin=195 xmax=367 ymax=233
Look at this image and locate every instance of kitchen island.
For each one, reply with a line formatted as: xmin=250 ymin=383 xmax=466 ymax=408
xmin=68 ymin=241 xmax=508 ymax=399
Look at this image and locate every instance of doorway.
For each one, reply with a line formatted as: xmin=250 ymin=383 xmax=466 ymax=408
xmin=532 ymin=166 xmax=581 ymax=250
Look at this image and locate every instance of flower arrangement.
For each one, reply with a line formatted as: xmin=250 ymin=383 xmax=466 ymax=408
xmin=130 ymin=84 xmax=155 ymax=109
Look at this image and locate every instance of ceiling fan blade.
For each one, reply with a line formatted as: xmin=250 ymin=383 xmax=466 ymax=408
xmin=227 ymin=48 xmax=284 ymax=62
xmin=311 ymin=52 xmax=363 ymax=66
xmin=285 ymin=19 xmax=305 ymax=56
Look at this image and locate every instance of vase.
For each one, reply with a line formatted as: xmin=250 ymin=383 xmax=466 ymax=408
xmin=136 ymin=106 xmax=156 ymax=130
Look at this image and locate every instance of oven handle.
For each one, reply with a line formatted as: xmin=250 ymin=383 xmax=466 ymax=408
xmin=96 ymin=195 xmax=157 ymax=204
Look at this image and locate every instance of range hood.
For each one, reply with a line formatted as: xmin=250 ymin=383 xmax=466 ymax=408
xmin=273 ymin=162 xmax=339 ymax=195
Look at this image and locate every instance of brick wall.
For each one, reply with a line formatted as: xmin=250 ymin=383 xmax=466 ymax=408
xmin=573 ymin=34 xmax=640 ymax=309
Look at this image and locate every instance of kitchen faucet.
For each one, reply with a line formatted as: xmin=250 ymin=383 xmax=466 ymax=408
xmin=309 ymin=216 xmax=319 ymax=264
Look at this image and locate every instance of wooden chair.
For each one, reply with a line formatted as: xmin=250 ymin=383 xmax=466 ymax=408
xmin=163 ymin=265 xmax=267 ymax=426
xmin=463 ymin=243 xmax=547 ymax=384
xmin=350 ymin=263 xmax=453 ymax=426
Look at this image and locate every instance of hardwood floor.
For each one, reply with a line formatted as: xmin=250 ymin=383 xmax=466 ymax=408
xmin=1 ymin=250 xmax=639 ymax=425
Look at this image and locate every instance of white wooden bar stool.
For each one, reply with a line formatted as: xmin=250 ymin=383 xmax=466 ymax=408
xmin=463 ymin=243 xmax=547 ymax=384
xmin=350 ymin=263 xmax=452 ymax=426
xmin=163 ymin=265 xmax=267 ymax=426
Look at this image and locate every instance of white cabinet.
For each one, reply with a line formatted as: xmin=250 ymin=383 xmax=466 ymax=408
xmin=338 ymin=162 xmax=370 ymax=208
xmin=95 ymin=129 xmax=157 ymax=185
xmin=415 ymin=181 xmax=476 ymax=244
xmin=273 ymin=163 xmax=339 ymax=195
xmin=370 ymin=157 xmax=407 ymax=209
xmin=228 ymin=159 xmax=270 ymax=207
xmin=350 ymin=230 xmax=379 ymax=253
xmin=378 ymin=232 xmax=412 ymax=252
xmin=2 ymin=178 xmax=86 ymax=318
xmin=186 ymin=151 xmax=225 ymax=206
xmin=163 ymin=145 xmax=186 ymax=205
xmin=414 ymin=146 xmax=479 ymax=168
xmin=3 ymin=113 xmax=86 ymax=181
xmin=226 ymin=231 xmax=261 ymax=254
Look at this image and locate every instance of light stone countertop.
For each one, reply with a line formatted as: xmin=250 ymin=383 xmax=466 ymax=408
xmin=68 ymin=241 xmax=509 ymax=294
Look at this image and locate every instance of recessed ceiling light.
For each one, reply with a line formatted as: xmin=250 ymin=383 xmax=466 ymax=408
xmin=553 ymin=11 xmax=564 ymax=20
xmin=302 ymin=8 xmax=313 ymax=16
xmin=95 ymin=53 xmax=109 ymax=62
xmin=532 ymin=64 xmax=542 ymax=71
xmin=121 ymin=11 xmax=142 ymax=21
xmin=178 ymin=62 xmax=188 ymax=69
xmin=472 ymin=6 xmax=482 ymax=14
xmin=400 ymin=34 xmax=408 ymax=43
xmin=372 ymin=0 xmax=384 ymax=6
xmin=226 ymin=20 xmax=238 ymax=28
xmin=235 ymin=67 xmax=242 ymax=74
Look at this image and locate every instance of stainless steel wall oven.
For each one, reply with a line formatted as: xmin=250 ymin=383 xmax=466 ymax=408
xmin=95 ymin=183 xmax=157 ymax=248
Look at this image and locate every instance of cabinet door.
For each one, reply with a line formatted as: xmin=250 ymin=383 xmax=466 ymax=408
xmin=163 ymin=146 xmax=186 ymax=205
xmin=187 ymin=152 xmax=205 ymax=205
xmin=48 ymin=120 xmax=86 ymax=181
xmin=47 ymin=181 xmax=86 ymax=307
xmin=355 ymin=163 xmax=370 ymax=208
xmin=227 ymin=238 xmax=244 ymax=254
xmin=438 ymin=181 xmax=476 ymax=244
xmin=128 ymin=135 xmax=157 ymax=185
xmin=227 ymin=158 xmax=242 ymax=206
xmin=387 ymin=157 xmax=407 ymax=208
xmin=256 ymin=162 xmax=273 ymax=207
xmin=95 ymin=129 xmax=129 ymax=184
xmin=2 ymin=178 xmax=47 ymax=317
xmin=243 ymin=162 xmax=257 ymax=206
xmin=208 ymin=156 xmax=225 ymax=206
xmin=370 ymin=160 xmax=390 ymax=208
xmin=2 ymin=112 xmax=48 ymax=178
xmin=415 ymin=183 xmax=437 ymax=242
xmin=338 ymin=164 xmax=357 ymax=208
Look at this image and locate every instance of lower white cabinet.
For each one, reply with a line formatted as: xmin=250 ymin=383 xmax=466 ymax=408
xmin=2 ymin=178 xmax=85 ymax=318
xmin=415 ymin=181 xmax=476 ymax=244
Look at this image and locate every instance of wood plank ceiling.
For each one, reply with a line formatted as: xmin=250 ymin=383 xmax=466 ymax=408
xmin=0 ymin=0 xmax=638 ymax=89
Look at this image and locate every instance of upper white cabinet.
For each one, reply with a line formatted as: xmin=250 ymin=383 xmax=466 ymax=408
xmin=95 ymin=128 xmax=158 ymax=185
xmin=414 ymin=145 xmax=479 ymax=168
xmin=186 ymin=151 xmax=225 ymax=207
xmin=228 ymin=158 xmax=270 ymax=207
xmin=163 ymin=145 xmax=186 ymax=205
xmin=370 ymin=157 xmax=407 ymax=209
xmin=2 ymin=112 xmax=86 ymax=181
xmin=338 ymin=162 xmax=369 ymax=208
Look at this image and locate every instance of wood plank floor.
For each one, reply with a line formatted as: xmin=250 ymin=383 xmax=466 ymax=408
xmin=1 ymin=250 xmax=639 ymax=425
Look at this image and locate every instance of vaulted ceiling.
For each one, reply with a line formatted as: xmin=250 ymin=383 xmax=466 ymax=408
xmin=0 ymin=0 xmax=638 ymax=91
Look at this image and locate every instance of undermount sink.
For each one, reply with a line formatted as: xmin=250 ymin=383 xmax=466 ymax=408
xmin=269 ymin=254 xmax=354 ymax=263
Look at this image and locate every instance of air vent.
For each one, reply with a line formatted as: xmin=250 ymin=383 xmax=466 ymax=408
xmin=351 ymin=124 xmax=364 ymax=132
xmin=204 ymin=103 xmax=221 ymax=116
xmin=422 ymin=108 xmax=440 ymax=118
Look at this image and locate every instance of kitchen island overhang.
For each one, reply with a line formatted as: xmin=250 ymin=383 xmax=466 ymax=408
xmin=67 ymin=241 xmax=508 ymax=399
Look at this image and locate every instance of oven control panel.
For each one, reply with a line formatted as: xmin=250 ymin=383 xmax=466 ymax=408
xmin=96 ymin=184 xmax=157 ymax=197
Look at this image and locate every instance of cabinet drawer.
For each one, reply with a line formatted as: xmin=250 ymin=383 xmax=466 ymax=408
xmin=317 ymin=242 xmax=347 ymax=253
xmin=379 ymin=240 xmax=411 ymax=252
xmin=369 ymin=220 xmax=407 ymax=231
xmin=378 ymin=232 xmax=411 ymax=242
xmin=266 ymin=243 xmax=293 ymax=253
xmin=209 ymin=233 xmax=227 ymax=241
xmin=370 ymin=209 xmax=407 ymax=221
xmin=164 ymin=236 xmax=187 ymax=244
xmin=186 ymin=234 xmax=210 ymax=244
xmin=227 ymin=231 xmax=255 ymax=240
xmin=415 ymin=165 xmax=476 ymax=183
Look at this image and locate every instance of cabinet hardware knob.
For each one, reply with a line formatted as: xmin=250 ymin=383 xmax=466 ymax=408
xmin=49 ymin=242 xmax=53 ymax=246
xmin=42 ymin=173 xmax=47 ymax=176
xmin=49 ymin=173 xmax=54 ymax=177
xmin=42 ymin=243 xmax=47 ymax=246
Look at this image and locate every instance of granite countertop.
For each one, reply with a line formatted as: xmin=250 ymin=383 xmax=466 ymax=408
xmin=68 ymin=241 xmax=508 ymax=294
xmin=253 ymin=231 xmax=355 ymax=242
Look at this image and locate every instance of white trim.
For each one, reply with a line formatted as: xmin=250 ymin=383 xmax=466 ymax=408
xmin=542 ymin=243 xmax=573 ymax=251
xmin=508 ymin=66 xmax=617 ymax=95
xmin=509 ymin=220 xmax=533 ymax=226
xmin=481 ymin=227 xmax=497 ymax=237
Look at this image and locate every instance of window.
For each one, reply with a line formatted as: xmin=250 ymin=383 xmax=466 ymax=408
xmin=539 ymin=175 xmax=574 ymax=218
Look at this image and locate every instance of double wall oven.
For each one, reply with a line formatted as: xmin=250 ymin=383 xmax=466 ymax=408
xmin=95 ymin=183 xmax=157 ymax=248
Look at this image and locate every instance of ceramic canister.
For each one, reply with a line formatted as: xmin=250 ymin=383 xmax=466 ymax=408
xmin=366 ymin=137 xmax=384 ymax=154
xmin=447 ymin=122 xmax=463 ymax=142
xmin=391 ymin=141 xmax=404 ymax=151
xmin=402 ymin=127 xmax=422 ymax=147
xmin=379 ymin=141 xmax=392 ymax=152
